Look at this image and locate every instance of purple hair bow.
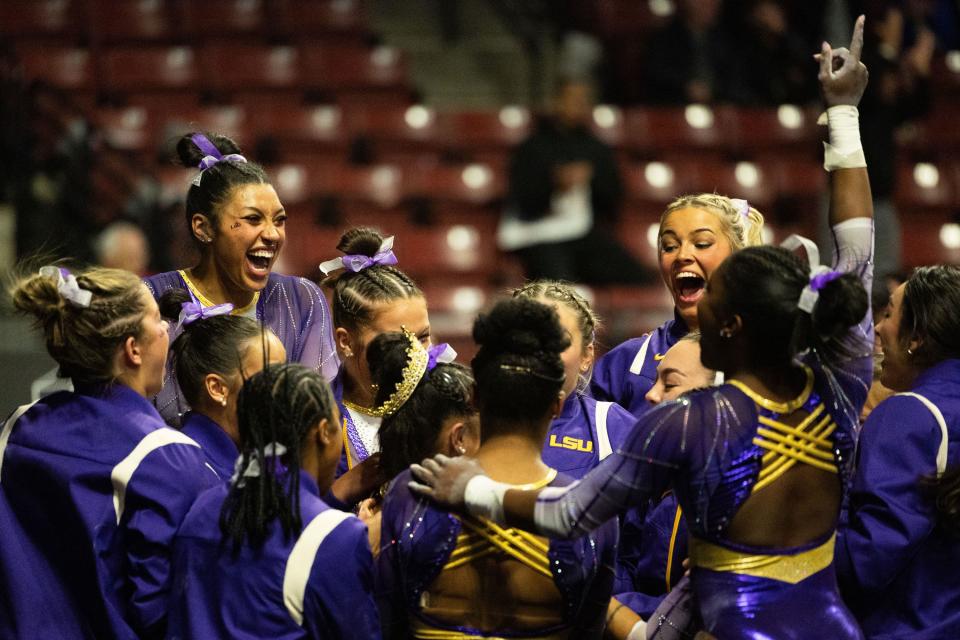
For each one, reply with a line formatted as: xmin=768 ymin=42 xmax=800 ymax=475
xmin=427 ymin=343 xmax=457 ymax=371
xmin=178 ymin=300 xmax=235 ymax=327
xmin=319 ymin=235 xmax=398 ymax=275
xmin=780 ymin=234 xmax=845 ymax=314
xmin=190 ymin=133 xmax=247 ymax=185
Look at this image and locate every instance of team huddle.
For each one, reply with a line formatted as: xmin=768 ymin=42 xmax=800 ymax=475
xmin=2 ymin=17 xmax=959 ymax=640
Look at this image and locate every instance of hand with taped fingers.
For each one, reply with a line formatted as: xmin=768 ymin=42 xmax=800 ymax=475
xmin=409 ymin=453 xmax=484 ymax=509
xmin=815 ymin=15 xmax=869 ymax=107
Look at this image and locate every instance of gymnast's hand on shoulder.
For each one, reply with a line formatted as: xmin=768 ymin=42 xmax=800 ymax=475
xmin=409 ymin=453 xmax=483 ymax=510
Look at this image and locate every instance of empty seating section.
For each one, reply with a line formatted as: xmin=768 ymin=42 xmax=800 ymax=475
xmin=5 ymin=0 xmax=959 ymax=344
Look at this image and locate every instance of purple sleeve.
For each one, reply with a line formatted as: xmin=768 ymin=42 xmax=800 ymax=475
xmin=288 ymin=277 xmax=340 ymax=383
xmin=591 ymin=337 xmax=648 ymax=410
xmin=533 ymin=399 xmax=693 ymax=539
xmin=827 ymin=218 xmax=875 ymax=394
xmin=121 ymin=444 xmax=218 ymax=636
xmin=572 ymin=520 xmax=618 ymax=638
xmin=303 ymin=517 xmax=381 ymax=640
xmin=836 ymin=395 xmax=940 ymax=597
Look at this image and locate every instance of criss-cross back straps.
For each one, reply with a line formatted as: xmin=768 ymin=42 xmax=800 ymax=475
xmin=751 ymin=402 xmax=839 ymax=494
xmin=443 ymin=515 xmax=552 ymax=579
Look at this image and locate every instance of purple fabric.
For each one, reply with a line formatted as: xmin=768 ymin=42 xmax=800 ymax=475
xmin=168 ymin=470 xmax=381 ymax=639
xmin=426 ymin=343 xmax=453 ymax=371
xmin=694 ymin=562 xmax=862 ymax=639
xmin=178 ymin=300 xmax=234 ymax=326
xmin=341 ymin=250 xmax=398 ymax=273
xmin=590 ymin=312 xmax=689 ymax=418
xmin=197 ymin=153 xmax=246 ymax=170
xmin=541 ymin=394 xmax=635 ymax=479
xmin=837 ymin=358 xmax=960 ymax=639
xmin=809 ymin=269 xmax=844 ymax=292
xmin=376 ymin=469 xmax=618 ymax=639
xmin=529 ymin=347 xmax=868 ymax=636
xmin=0 ymin=383 xmax=217 ymax=638
xmin=190 ymin=133 xmax=221 ymax=159
xmin=144 ymin=271 xmax=339 ymax=426
xmin=180 ymin=412 xmax=238 ymax=481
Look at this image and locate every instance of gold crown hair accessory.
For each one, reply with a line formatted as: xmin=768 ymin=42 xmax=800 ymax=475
xmin=364 ymin=329 xmax=429 ymax=418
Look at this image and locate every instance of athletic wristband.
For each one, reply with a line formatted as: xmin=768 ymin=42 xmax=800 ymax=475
xmin=626 ymin=619 xmax=648 ymax=640
xmin=463 ymin=475 xmax=508 ymax=523
xmin=818 ymin=105 xmax=866 ymax=171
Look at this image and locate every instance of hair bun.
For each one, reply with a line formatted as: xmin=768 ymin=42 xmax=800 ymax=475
xmin=473 ymin=299 xmax=569 ymax=358
xmin=158 ymin=288 xmax=192 ymax=322
xmin=336 ymin=226 xmax=384 ymax=258
xmin=175 ymin=131 xmax=243 ymax=169
xmin=11 ymin=272 xmax=63 ymax=328
xmin=812 ymin=272 xmax=868 ymax=341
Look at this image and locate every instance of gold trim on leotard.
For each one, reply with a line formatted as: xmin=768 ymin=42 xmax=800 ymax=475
xmin=727 ymin=366 xmax=814 ymax=414
xmin=689 ymin=534 xmax=836 ymax=584
xmin=178 ymin=269 xmax=259 ymax=317
xmin=729 ymin=367 xmax=839 ymax=494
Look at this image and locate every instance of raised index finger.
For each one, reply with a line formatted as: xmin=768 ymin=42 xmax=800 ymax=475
xmin=850 ymin=15 xmax=865 ymax=59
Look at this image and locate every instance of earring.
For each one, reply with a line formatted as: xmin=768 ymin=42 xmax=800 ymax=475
xmin=720 ymin=328 xmax=733 ymax=338
xmin=220 ymin=397 xmax=227 ymax=407
xmin=456 ymin=445 xmax=466 ymax=455
xmin=907 ymin=348 xmax=914 ymax=355
xmin=343 ymin=348 xmax=354 ymax=358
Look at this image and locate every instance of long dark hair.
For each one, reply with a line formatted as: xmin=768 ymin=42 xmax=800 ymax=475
xmin=219 ymin=363 xmax=337 ymax=551
xmin=368 ymin=332 xmax=475 ymax=481
xmin=471 ymin=298 xmax=568 ymax=436
xmin=898 ymin=265 xmax=960 ymax=367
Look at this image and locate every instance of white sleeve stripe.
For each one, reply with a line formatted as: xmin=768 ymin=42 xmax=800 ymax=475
xmin=111 ymin=428 xmax=201 ymax=524
xmin=283 ymin=509 xmax=353 ymax=626
xmin=628 ymin=334 xmax=653 ymax=375
xmin=0 ymin=402 xmax=39 ymax=477
xmin=596 ymin=401 xmax=613 ymax=460
xmin=897 ymin=392 xmax=950 ymax=476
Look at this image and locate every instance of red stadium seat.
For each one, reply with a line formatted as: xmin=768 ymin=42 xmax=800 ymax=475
xmin=719 ymin=105 xmax=820 ymax=155
xmin=682 ymin=159 xmax=777 ymax=211
xmin=626 ymin=106 xmax=737 ymax=157
xmin=181 ymin=0 xmax=268 ymax=39
xmin=15 ymin=46 xmax=95 ymax=92
xmin=0 ymin=0 xmax=83 ymax=41
xmin=405 ymin=164 xmax=506 ymax=206
xmin=100 ymin=46 xmax=201 ymax=93
xmin=440 ymin=108 xmax=533 ymax=153
xmin=623 ymin=160 xmax=693 ymax=207
xmin=300 ymin=43 xmax=408 ymax=93
xmin=201 ymin=43 xmax=301 ymax=94
xmin=272 ymin=0 xmax=370 ymax=41
xmin=894 ymin=161 xmax=956 ymax=212
xmin=88 ymin=0 xmax=177 ymax=43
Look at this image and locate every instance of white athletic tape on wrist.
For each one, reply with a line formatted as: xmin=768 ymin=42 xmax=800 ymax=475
xmin=818 ymin=105 xmax=866 ymax=170
xmin=626 ymin=619 xmax=647 ymax=640
xmin=464 ymin=475 xmax=507 ymax=523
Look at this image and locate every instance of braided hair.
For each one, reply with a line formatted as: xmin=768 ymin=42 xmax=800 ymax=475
xmin=220 ymin=362 xmax=337 ymax=552
xmin=321 ymin=227 xmax=423 ymax=332
xmin=512 ymin=279 xmax=598 ymax=392
xmin=717 ymin=245 xmax=868 ymax=367
xmin=660 ymin=193 xmax=765 ymax=251
xmin=11 ymin=266 xmax=151 ymax=385
xmin=175 ymin=131 xmax=269 ymax=245
xmin=368 ymin=332 xmax=475 ymax=481
xmin=471 ymin=298 xmax=569 ymax=433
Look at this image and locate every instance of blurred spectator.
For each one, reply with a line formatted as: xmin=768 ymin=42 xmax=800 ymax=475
xmin=640 ymin=0 xmax=736 ymax=104
xmin=857 ymin=1 xmax=933 ymax=286
xmin=94 ymin=221 xmax=151 ymax=275
xmin=727 ymin=0 xmax=820 ymax=105
xmin=498 ymin=77 xmax=653 ymax=285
